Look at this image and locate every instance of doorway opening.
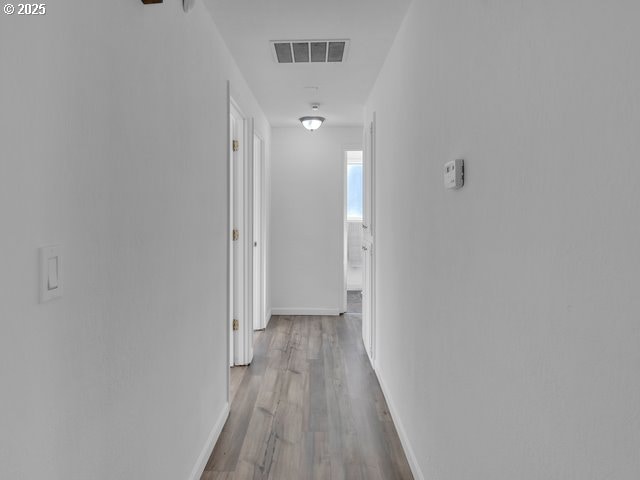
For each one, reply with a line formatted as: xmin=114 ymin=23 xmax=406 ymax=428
xmin=345 ymin=149 xmax=364 ymax=294
xmin=228 ymin=92 xmax=268 ymax=404
xmin=342 ymin=138 xmax=374 ymax=366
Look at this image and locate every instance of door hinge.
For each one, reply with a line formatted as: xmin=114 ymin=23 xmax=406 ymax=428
xmin=233 ymin=319 xmax=239 ymax=331
xmin=232 ymin=140 xmax=239 ymax=152
xmin=232 ymin=229 xmax=240 ymax=241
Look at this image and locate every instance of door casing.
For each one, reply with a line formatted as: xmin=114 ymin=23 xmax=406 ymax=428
xmin=253 ymin=133 xmax=266 ymax=331
xmin=362 ymin=114 xmax=377 ymax=366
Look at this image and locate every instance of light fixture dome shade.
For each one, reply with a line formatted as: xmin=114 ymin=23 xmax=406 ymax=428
xmin=299 ymin=116 xmax=325 ymax=131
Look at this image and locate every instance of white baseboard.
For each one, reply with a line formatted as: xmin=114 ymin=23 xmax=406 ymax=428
xmin=271 ymin=307 xmax=341 ymax=316
xmin=265 ymin=309 xmax=272 ymax=327
xmin=375 ymin=367 xmax=426 ymax=480
xmin=188 ymin=402 xmax=230 ymax=480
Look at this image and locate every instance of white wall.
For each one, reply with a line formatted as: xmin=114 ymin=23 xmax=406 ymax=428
xmin=366 ymin=1 xmax=640 ymax=479
xmin=0 ymin=2 xmax=269 ymax=479
xmin=271 ymin=127 xmax=362 ymax=315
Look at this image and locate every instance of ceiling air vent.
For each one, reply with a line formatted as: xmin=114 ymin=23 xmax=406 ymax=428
xmin=271 ymin=40 xmax=350 ymax=64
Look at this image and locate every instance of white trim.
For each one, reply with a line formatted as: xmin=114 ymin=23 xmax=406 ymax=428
xmin=253 ymin=132 xmax=267 ymax=332
xmin=271 ymin=308 xmax=341 ymax=316
xmin=370 ymin=113 xmax=377 ymax=365
xmin=342 ymin=150 xmax=348 ymax=314
xmin=188 ymin=402 xmax=230 ymax=480
xmin=375 ymin=367 xmax=425 ymax=480
xmin=360 ymin=114 xmax=377 ymax=366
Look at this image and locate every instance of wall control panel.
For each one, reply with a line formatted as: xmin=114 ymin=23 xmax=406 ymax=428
xmin=444 ymin=159 xmax=464 ymax=189
xmin=40 ymin=245 xmax=62 ymax=303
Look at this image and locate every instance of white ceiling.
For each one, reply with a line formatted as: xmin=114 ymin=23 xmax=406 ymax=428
xmin=203 ymin=0 xmax=412 ymax=127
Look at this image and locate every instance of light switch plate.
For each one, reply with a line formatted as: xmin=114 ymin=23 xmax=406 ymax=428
xmin=40 ymin=245 xmax=62 ymax=303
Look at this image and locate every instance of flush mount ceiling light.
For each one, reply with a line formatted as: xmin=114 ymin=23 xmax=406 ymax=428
xmin=299 ymin=116 xmax=325 ymax=131
xmin=299 ymin=103 xmax=325 ymax=131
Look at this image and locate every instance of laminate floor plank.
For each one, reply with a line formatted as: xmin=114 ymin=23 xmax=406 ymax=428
xmin=202 ymin=296 xmax=413 ymax=480
xmin=230 ymin=366 xmax=248 ymax=404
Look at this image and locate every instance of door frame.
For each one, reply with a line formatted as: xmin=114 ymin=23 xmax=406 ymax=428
xmin=362 ymin=113 xmax=377 ymax=366
xmin=228 ymin=92 xmax=254 ymax=369
xmin=252 ymin=132 xmax=267 ymax=331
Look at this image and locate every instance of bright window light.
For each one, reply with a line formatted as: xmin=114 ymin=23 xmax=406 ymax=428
xmin=347 ymin=151 xmax=363 ymax=219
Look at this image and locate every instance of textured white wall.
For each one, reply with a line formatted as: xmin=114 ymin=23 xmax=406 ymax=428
xmin=366 ymin=1 xmax=640 ymax=479
xmin=271 ymin=127 xmax=362 ymax=314
xmin=0 ymin=2 xmax=269 ymax=479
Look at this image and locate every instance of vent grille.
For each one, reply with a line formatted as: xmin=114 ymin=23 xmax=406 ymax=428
xmin=310 ymin=42 xmax=327 ymax=62
xmin=271 ymin=40 xmax=350 ymax=64
xmin=274 ymin=43 xmax=293 ymax=63
xmin=292 ymin=42 xmax=309 ymax=63
xmin=327 ymin=42 xmax=346 ymax=62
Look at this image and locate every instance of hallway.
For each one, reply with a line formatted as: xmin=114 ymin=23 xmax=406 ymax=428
xmin=3 ymin=1 xmax=640 ymax=479
xmin=202 ymin=293 xmax=412 ymax=479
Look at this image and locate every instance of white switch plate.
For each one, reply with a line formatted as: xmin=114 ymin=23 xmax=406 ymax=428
xmin=40 ymin=245 xmax=62 ymax=303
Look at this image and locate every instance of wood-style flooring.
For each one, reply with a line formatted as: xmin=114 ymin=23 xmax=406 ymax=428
xmin=202 ymin=291 xmax=413 ymax=480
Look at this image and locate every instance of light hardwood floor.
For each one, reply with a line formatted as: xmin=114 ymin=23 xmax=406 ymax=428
xmin=203 ymin=293 xmax=413 ymax=479
xmin=229 ymin=365 xmax=248 ymax=404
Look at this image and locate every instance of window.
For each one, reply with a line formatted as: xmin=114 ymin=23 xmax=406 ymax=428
xmin=346 ymin=151 xmax=363 ymax=220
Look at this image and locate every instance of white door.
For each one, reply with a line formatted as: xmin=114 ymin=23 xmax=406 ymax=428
xmin=230 ymin=105 xmax=242 ymax=366
xmin=230 ymin=101 xmax=253 ymax=366
xmin=362 ymin=116 xmax=376 ymax=364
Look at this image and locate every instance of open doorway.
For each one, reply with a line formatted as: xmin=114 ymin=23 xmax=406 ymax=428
xmin=228 ymin=92 xmax=269 ymax=403
xmin=344 ymin=149 xmax=364 ymax=309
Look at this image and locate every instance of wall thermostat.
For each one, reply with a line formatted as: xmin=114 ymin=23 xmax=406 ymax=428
xmin=444 ymin=159 xmax=464 ymax=189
